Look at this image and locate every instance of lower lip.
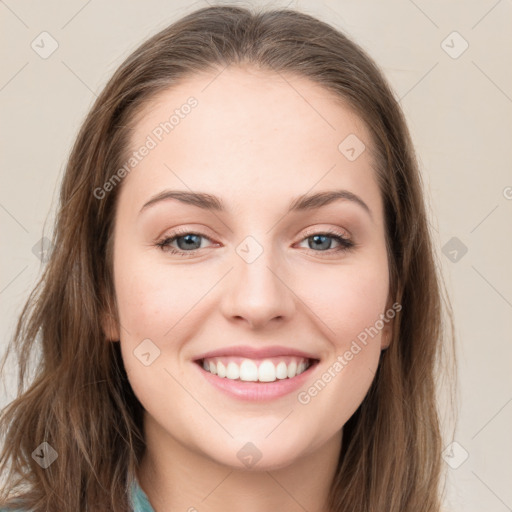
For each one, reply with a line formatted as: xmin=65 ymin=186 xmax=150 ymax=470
xmin=193 ymin=360 xmax=320 ymax=401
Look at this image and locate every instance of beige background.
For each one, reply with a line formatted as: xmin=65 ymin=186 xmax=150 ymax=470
xmin=1 ymin=0 xmax=511 ymax=510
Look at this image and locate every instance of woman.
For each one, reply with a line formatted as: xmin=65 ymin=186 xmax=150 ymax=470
xmin=0 ymin=4 xmax=456 ymax=511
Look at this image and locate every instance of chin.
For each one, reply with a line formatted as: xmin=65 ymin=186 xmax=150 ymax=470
xmin=200 ymin=435 xmax=311 ymax=472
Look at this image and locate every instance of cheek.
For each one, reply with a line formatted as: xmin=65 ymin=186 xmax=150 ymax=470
xmin=293 ymin=261 xmax=388 ymax=428
xmin=114 ymin=254 xmax=197 ymax=342
xmin=299 ymin=259 xmax=389 ymax=348
xmin=113 ymin=257 xmax=196 ymax=417
xmin=295 ymin=259 xmax=388 ymax=404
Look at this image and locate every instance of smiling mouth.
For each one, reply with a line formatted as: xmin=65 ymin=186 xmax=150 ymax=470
xmin=195 ymin=356 xmax=320 ymax=383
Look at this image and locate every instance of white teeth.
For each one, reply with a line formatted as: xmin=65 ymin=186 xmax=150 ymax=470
xmin=217 ymin=361 xmax=226 ymax=378
xmin=200 ymin=357 xmax=313 ymax=382
xmin=276 ymin=362 xmax=288 ymax=379
xmin=287 ymin=361 xmax=297 ymax=378
xmin=226 ymin=362 xmax=239 ymax=380
xmin=258 ymin=360 xmax=276 ymax=382
xmin=239 ymin=359 xmax=258 ymax=381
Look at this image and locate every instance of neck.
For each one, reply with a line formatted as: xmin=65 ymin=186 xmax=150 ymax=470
xmin=137 ymin=413 xmax=342 ymax=512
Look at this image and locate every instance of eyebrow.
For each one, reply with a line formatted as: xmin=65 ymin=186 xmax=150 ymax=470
xmin=140 ymin=189 xmax=372 ymax=219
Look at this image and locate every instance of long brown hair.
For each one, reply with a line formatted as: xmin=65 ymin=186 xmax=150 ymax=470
xmin=0 ymin=5 xmax=456 ymax=511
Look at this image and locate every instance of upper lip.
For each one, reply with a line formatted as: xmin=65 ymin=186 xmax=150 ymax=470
xmin=194 ymin=345 xmax=320 ymax=361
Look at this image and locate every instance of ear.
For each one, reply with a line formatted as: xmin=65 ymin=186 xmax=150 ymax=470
xmin=380 ymin=298 xmax=396 ymax=351
xmin=381 ymin=321 xmax=392 ymax=351
xmin=101 ymin=309 xmax=120 ymax=342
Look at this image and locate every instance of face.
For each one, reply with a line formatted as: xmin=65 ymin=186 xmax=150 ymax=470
xmin=106 ymin=67 xmax=393 ymax=471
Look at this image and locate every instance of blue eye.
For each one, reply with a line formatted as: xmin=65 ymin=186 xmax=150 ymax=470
xmin=168 ymin=233 xmax=203 ymax=251
xmin=155 ymin=228 xmax=354 ymax=257
xmin=298 ymin=232 xmax=354 ymax=252
xmin=156 ymin=231 xmax=213 ymax=255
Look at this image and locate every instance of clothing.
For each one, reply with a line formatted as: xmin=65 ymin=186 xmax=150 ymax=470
xmin=130 ymin=476 xmax=156 ymax=512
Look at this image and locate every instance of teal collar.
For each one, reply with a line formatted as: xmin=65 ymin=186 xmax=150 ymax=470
xmin=130 ymin=477 xmax=155 ymax=512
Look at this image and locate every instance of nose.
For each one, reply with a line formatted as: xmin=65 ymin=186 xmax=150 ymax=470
xmin=220 ymin=242 xmax=296 ymax=330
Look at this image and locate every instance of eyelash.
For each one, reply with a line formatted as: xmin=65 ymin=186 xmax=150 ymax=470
xmin=155 ymin=227 xmax=355 ymax=257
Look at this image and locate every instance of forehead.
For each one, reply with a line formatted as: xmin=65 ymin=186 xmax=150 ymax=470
xmin=121 ymin=66 xmax=382 ymax=220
